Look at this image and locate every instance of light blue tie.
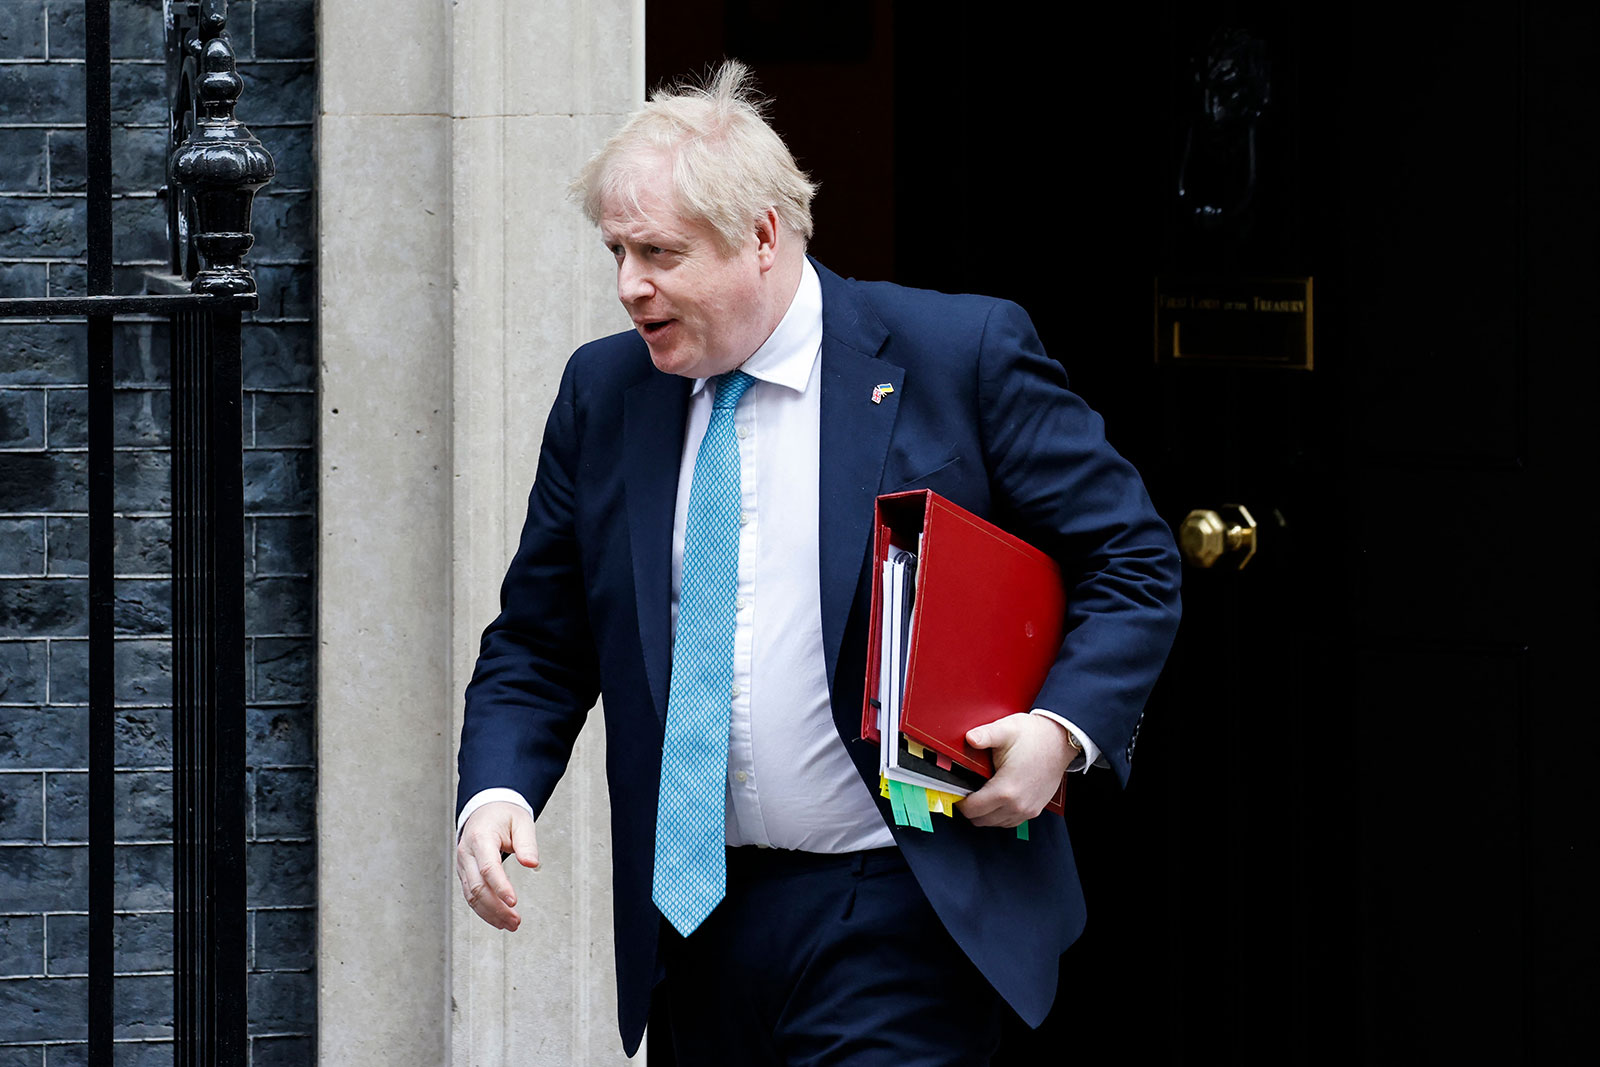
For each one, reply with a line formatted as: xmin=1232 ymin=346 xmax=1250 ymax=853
xmin=653 ymin=370 xmax=756 ymax=936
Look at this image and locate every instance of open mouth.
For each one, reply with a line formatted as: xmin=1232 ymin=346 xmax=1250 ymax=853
xmin=640 ymin=319 xmax=672 ymax=337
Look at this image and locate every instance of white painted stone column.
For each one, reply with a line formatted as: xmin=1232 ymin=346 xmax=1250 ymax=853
xmin=318 ymin=2 xmax=643 ymax=1064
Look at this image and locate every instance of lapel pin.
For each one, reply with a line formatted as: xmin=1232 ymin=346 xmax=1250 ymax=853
xmin=871 ymin=382 xmax=895 ymax=405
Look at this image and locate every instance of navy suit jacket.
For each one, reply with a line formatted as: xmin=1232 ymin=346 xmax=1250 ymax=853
xmin=457 ymin=258 xmax=1182 ymax=1055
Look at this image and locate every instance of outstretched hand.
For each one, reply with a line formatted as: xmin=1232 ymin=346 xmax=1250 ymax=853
xmin=957 ymin=713 xmax=1074 ymax=828
xmin=455 ymin=800 xmax=540 ymax=931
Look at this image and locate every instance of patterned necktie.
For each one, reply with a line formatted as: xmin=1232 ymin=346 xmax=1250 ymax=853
xmin=653 ymin=370 xmax=756 ymax=936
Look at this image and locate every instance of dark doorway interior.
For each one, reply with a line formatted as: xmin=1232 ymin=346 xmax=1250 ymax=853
xmin=648 ymin=3 xmax=1597 ymax=1061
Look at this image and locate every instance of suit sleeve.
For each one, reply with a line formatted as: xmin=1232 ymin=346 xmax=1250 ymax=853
xmin=976 ymin=300 xmax=1182 ymax=786
xmin=456 ymin=357 xmax=602 ymax=820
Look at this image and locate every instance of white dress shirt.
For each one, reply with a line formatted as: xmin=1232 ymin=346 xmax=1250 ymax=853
xmin=458 ymin=259 xmax=1100 ymax=840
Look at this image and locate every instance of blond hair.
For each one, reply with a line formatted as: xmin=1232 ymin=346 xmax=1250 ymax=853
xmin=574 ymin=61 xmax=816 ymax=255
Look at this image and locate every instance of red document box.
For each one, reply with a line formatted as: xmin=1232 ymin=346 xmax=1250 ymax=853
xmin=861 ymin=490 xmax=1068 ymax=816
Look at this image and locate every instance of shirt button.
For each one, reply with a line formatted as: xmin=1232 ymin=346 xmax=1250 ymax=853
xmin=735 ymin=770 xmax=748 ymax=783
xmin=730 ymin=684 xmax=741 ymax=698
xmin=736 ymin=426 xmax=750 ymax=440
xmin=735 ymin=598 xmax=746 ymax=611
xmin=739 ymin=512 xmax=750 ymax=525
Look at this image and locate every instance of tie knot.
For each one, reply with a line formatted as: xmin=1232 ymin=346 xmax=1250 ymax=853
xmin=712 ymin=370 xmax=756 ymax=410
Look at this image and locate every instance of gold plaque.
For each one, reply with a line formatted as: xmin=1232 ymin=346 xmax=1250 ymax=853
xmin=1154 ymin=276 xmax=1313 ymax=370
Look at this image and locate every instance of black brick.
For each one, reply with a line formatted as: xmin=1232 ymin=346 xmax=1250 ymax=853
xmin=112 ymin=319 xmax=169 ymax=386
xmin=0 ymin=843 xmax=85 ymax=910
xmin=0 ymin=1046 xmax=40 ymax=1067
xmin=45 ymin=637 xmax=173 ymax=706
xmin=250 ymin=263 xmax=312 ymax=320
xmin=113 ymin=449 xmax=169 ymax=512
xmin=114 ymin=638 xmax=171 ymax=705
xmin=115 ymin=843 xmax=172 ymax=909
xmin=0 ymin=63 xmax=82 ymax=123
xmin=245 ymin=575 xmax=309 ymax=634
xmin=246 ymin=969 xmax=313 ymax=1032
xmin=45 ymin=769 xmax=171 ymax=842
xmin=253 ymin=907 xmax=312 ymax=971
xmin=246 ymin=705 xmax=311 ymax=766
xmin=252 ymin=516 xmax=313 ymax=575
xmin=109 ymin=196 xmax=167 ymax=262
xmin=0 ymin=393 xmax=43 ymax=454
xmin=253 ymin=1 xmax=315 ymax=60
xmin=0 ymin=323 xmax=87 ymax=385
xmin=0 ymin=974 xmax=87 ymax=1042
xmin=43 ymin=515 xmax=171 ymax=577
xmin=0 ymin=578 xmax=88 ymax=637
xmin=0 ymin=5 xmax=47 ymax=60
xmin=0 ymin=639 xmax=47 ymax=701
xmin=0 ymin=388 xmax=45 ymax=447
xmin=0 ymin=518 xmax=45 ymax=575
xmin=0 ymin=771 xmax=41 ymax=840
xmin=0 ymin=195 xmax=86 ymax=258
xmin=111 ymin=388 xmax=169 ymax=446
xmin=109 ymin=63 xmax=165 ymax=125
xmin=247 ymin=840 xmax=312 ymax=905
xmin=45 ymin=911 xmax=172 ymax=975
xmin=0 ymin=706 xmax=85 ymax=768
xmin=253 ymin=637 xmax=310 ymax=703
xmin=108 ymin=0 xmax=164 ymax=61
xmin=250 ymin=192 xmax=312 ymax=262
xmin=0 ymin=261 xmax=47 ymax=297
xmin=242 ymin=449 xmax=313 ymax=513
xmin=234 ymin=62 xmax=315 ymax=125
xmin=251 ymin=391 xmax=313 ymax=448
xmin=226 ymin=1 xmax=256 ymax=60
xmin=241 ymin=321 xmax=314 ymax=388
xmin=254 ymin=124 xmax=312 ymax=189
xmin=48 ymin=127 xmax=167 ymax=196
xmin=115 ymin=706 xmax=170 ymax=767
xmin=43 ymin=387 xmax=85 ymax=448
xmin=113 ymin=972 xmax=172 ymax=1038
xmin=0 ymin=914 xmax=43 ymax=974
xmin=47 ymin=261 xmax=86 ymax=297
xmin=0 ymin=453 xmax=86 ymax=510
xmin=254 ymin=766 xmax=311 ymax=838
xmin=0 ymin=128 xmax=47 ymax=192
xmin=252 ymin=1036 xmax=314 ymax=1066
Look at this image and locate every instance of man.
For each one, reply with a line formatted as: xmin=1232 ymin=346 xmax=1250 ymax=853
xmin=456 ymin=62 xmax=1181 ymax=1064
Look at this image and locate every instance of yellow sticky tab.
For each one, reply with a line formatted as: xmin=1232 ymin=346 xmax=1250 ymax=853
xmin=879 ymin=773 xmax=891 ymax=799
xmin=907 ymin=739 xmax=926 ymax=759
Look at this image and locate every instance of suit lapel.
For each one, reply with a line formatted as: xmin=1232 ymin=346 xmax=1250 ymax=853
xmin=623 ymin=370 xmax=692 ymax=725
xmin=814 ymin=261 xmax=901 ymax=694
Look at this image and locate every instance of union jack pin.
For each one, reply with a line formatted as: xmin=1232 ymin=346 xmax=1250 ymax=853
xmin=871 ymin=382 xmax=895 ymax=404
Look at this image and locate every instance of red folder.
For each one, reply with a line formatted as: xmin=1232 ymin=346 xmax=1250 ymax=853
xmin=862 ymin=490 xmax=1069 ymax=816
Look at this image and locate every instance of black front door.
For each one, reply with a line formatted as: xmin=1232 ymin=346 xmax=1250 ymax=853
xmin=649 ymin=3 xmax=1598 ymax=1060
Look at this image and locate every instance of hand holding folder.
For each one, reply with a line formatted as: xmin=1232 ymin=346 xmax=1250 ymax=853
xmin=862 ymin=490 xmax=1070 ymax=828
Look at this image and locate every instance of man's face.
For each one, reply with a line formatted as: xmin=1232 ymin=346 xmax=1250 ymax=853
xmin=599 ymin=155 xmax=770 ymax=379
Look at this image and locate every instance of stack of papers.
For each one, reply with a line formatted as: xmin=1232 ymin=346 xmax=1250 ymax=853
xmin=875 ymin=545 xmax=986 ymax=831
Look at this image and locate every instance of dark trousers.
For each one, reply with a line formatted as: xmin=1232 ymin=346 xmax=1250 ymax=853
xmin=656 ymin=846 xmax=1006 ymax=1066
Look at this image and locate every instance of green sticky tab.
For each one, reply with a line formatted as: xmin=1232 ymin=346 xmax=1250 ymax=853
xmin=1016 ymin=820 xmax=1030 ymax=841
xmin=905 ymin=784 xmax=934 ymax=832
xmin=887 ymin=779 xmax=910 ymax=826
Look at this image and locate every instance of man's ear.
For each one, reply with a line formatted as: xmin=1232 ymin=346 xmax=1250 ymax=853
xmin=755 ymin=207 xmax=781 ymax=271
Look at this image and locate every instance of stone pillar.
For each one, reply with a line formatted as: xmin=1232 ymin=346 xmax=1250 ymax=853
xmin=317 ymin=2 xmax=643 ymax=1064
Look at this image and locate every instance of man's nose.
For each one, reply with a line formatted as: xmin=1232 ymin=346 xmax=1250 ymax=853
xmin=617 ymin=256 xmax=653 ymax=304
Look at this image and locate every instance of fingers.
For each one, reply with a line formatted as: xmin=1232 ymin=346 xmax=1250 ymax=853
xmin=957 ymin=713 xmax=1071 ymax=828
xmin=508 ymin=807 xmax=540 ymax=869
xmin=456 ymin=802 xmax=537 ymax=931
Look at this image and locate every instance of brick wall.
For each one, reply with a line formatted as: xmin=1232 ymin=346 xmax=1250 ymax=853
xmin=0 ymin=3 xmax=317 ymax=1062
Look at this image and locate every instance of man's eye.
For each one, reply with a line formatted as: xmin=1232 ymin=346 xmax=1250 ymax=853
xmin=647 ymin=246 xmax=667 ymax=256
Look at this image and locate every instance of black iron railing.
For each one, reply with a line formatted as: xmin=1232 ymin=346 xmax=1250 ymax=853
xmin=0 ymin=2 xmax=270 ymax=1063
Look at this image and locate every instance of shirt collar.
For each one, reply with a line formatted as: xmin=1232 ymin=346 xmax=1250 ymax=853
xmin=691 ymin=257 xmax=823 ymax=397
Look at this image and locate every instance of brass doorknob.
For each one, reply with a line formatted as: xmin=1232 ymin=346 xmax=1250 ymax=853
xmin=1178 ymin=504 xmax=1258 ymax=569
